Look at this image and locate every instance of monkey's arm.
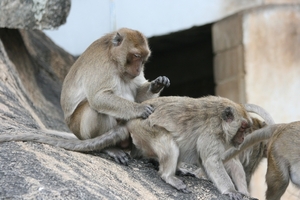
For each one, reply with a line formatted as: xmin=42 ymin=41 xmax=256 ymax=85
xmin=222 ymin=124 xmax=279 ymax=163
xmin=136 ymin=76 xmax=170 ymax=102
xmin=88 ymin=90 xmax=154 ymax=120
xmin=224 ymin=158 xmax=249 ymax=196
xmin=203 ymin=154 xmax=244 ymax=199
xmin=198 ymin=133 xmax=245 ymax=199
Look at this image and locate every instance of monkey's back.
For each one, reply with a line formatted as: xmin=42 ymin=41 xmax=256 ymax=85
xmin=144 ymin=95 xmax=245 ymax=133
xmin=139 ymin=96 xmax=248 ymax=165
xmin=268 ymin=121 xmax=300 ymax=165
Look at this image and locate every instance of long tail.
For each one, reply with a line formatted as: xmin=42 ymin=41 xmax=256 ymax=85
xmin=43 ymin=129 xmax=77 ymax=139
xmin=0 ymin=127 xmax=129 ymax=152
xmin=244 ymin=103 xmax=275 ymax=125
xmin=222 ymin=124 xmax=278 ymax=163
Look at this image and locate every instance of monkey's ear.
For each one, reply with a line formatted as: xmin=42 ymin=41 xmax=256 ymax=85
xmin=221 ymin=107 xmax=234 ymax=122
xmin=112 ymin=32 xmax=123 ymax=46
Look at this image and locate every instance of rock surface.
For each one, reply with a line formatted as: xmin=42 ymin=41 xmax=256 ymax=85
xmin=0 ymin=0 xmax=71 ymax=30
xmin=0 ymin=28 xmax=256 ymax=199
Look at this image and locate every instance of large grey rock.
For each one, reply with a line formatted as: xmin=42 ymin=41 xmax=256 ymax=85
xmin=0 ymin=29 xmax=256 ymax=199
xmin=0 ymin=0 xmax=71 ymax=30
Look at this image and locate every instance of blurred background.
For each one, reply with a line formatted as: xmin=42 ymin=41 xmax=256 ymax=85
xmin=44 ymin=1 xmax=300 ymax=199
xmin=44 ymin=0 xmax=253 ymax=55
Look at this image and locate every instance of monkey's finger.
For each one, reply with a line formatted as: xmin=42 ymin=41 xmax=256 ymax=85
xmin=113 ymin=153 xmax=130 ymax=166
xmin=155 ymin=76 xmax=170 ymax=87
xmin=161 ymin=76 xmax=170 ymax=87
xmin=118 ymin=154 xmax=130 ymax=166
xmin=141 ymin=105 xmax=154 ymax=119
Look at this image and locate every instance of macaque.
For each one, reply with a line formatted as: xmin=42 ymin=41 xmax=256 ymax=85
xmin=237 ymin=117 xmax=267 ymax=185
xmin=0 ymin=28 xmax=170 ymax=165
xmin=180 ymin=107 xmax=272 ymax=186
xmin=222 ymin=120 xmax=300 ymax=200
xmin=126 ymin=95 xmax=270 ymax=199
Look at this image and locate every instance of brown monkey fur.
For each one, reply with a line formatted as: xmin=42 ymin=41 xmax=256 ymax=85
xmin=238 ymin=117 xmax=267 ymax=185
xmin=0 ymin=28 xmax=170 ymax=165
xmin=223 ymin=120 xmax=300 ymax=200
xmin=127 ymin=95 xmax=255 ymax=199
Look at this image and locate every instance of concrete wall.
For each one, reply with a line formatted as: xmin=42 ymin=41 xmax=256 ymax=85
xmin=213 ymin=4 xmax=300 ymax=200
xmin=213 ymin=4 xmax=300 ymax=123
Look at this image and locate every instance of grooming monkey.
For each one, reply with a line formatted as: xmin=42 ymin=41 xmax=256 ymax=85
xmin=126 ymin=95 xmax=272 ymax=199
xmin=230 ymin=103 xmax=274 ymax=185
xmin=222 ymin=119 xmax=300 ymax=200
xmin=183 ymin=116 xmax=270 ymax=186
xmin=0 ymin=28 xmax=170 ymax=165
xmin=237 ymin=117 xmax=267 ymax=185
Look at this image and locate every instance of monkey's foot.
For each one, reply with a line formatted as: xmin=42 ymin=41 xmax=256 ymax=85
xmin=103 ymin=148 xmax=130 ymax=165
xmin=163 ymin=176 xmax=190 ymax=193
xmin=176 ymin=168 xmax=196 ymax=177
xmin=141 ymin=158 xmax=159 ymax=170
xmin=176 ymin=167 xmax=208 ymax=180
xmin=224 ymin=191 xmax=244 ymax=200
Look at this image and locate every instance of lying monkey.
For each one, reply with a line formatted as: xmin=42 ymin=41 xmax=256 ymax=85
xmin=127 ymin=95 xmax=271 ymax=200
xmin=222 ymin=119 xmax=300 ymax=200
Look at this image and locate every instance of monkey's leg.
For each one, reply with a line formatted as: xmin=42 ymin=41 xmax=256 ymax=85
xmin=202 ymin=155 xmax=244 ymax=200
xmin=225 ymin=158 xmax=249 ymax=196
xmin=95 ymin=125 xmax=131 ymax=165
xmin=290 ymin=161 xmax=300 ymax=187
xmin=154 ymin=134 xmax=189 ymax=193
xmin=69 ymin=102 xmax=131 ymax=165
xmin=265 ymin=155 xmax=289 ymax=200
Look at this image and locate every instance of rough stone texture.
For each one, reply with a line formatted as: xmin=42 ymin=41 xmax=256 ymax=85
xmin=212 ymin=13 xmax=243 ymax=53
xmin=244 ymin=6 xmax=300 ymax=199
xmin=213 ymin=4 xmax=300 ymax=199
xmin=213 ymin=12 xmax=246 ymax=103
xmin=0 ymin=29 xmax=258 ymax=199
xmin=244 ymin=5 xmax=300 ymax=123
xmin=214 ymin=45 xmax=245 ymax=103
xmin=0 ymin=0 xmax=71 ymax=30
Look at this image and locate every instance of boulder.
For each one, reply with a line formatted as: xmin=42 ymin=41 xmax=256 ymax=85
xmin=0 ymin=0 xmax=71 ymax=30
xmin=0 ymin=28 xmax=258 ymax=199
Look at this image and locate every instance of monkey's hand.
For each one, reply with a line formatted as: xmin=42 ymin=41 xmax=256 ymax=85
xmin=138 ymin=104 xmax=154 ymax=119
xmin=150 ymin=76 xmax=170 ymax=93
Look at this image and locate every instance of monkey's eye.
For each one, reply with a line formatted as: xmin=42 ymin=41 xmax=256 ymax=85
xmin=134 ymin=53 xmax=141 ymax=58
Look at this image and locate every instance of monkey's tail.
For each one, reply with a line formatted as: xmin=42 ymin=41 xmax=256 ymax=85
xmin=43 ymin=129 xmax=77 ymax=139
xmin=244 ymin=103 xmax=275 ymax=125
xmin=0 ymin=127 xmax=129 ymax=152
xmin=222 ymin=124 xmax=278 ymax=162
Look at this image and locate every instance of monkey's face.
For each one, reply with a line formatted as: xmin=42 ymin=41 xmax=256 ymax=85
xmin=124 ymin=51 xmax=149 ymax=78
xmin=112 ymin=28 xmax=151 ymax=78
xmin=221 ymin=106 xmax=252 ymax=148
xmin=123 ymin=35 xmax=150 ymax=78
xmin=231 ymin=120 xmax=250 ymax=147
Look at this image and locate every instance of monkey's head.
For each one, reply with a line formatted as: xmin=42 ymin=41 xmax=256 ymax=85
xmin=221 ymin=106 xmax=253 ymax=148
xmin=247 ymin=117 xmax=268 ymax=157
xmin=110 ymin=28 xmax=151 ymax=78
